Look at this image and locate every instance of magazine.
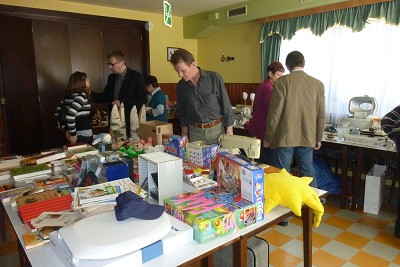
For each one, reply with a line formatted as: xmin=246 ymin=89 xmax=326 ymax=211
xmin=77 ymin=185 xmax=121 ymax=205
xmin=31 ymin=211 xmax=82 ymax=228
xmin=72 ymin=178 xmax=147 ymax=210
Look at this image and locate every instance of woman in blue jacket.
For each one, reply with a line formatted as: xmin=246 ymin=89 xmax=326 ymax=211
xmin=145 ymin=75 xmax=167 ymax=122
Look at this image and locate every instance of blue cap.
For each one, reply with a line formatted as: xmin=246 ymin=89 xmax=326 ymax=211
xmin=114 ymin=191 xmax=165 ymax=221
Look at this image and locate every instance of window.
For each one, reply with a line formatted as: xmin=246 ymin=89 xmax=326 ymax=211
xmin=279 ymin=19 xmax=400 ymax=122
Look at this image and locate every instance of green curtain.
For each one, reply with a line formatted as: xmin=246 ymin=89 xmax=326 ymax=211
xmin=260 ymin=0 xmax=400 ymax=74
xmin=261 ymin=34 xmax=282 ymax=80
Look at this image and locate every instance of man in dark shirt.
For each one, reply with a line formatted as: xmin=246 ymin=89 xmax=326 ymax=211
xmin=170 ymin=49 xmax=235 ymax=145
xmin=91 ymin=51 xmax=147 ymax=138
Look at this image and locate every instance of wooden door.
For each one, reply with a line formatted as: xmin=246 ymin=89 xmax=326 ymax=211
xmin=101 ymin=26 xmax=147 ymax=82
xmin=0 ymin=15 xmax=42 ymax=154
xmin=0 ymin=61 xmax=7 ymax=155
xmin=32 ymin=20 xmax=72 ymax=149
xmin=69 ymin=23 xmax=103 ymax=94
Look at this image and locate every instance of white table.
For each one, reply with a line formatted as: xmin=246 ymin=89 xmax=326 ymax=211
xmin=4 ymin=188 xmax=327 ymax=267
xmin=323 ymin=134 xmax=396 ymax=210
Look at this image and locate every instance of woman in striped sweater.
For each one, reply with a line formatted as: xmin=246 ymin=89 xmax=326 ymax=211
xmin=55 ymin=71 xmax=93 ymax=145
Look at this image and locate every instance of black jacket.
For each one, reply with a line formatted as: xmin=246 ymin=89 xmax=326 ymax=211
xmin=92 ymin=67 xmax=147 ymax=137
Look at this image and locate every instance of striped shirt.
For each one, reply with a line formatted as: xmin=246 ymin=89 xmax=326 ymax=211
xmin=55 ymin=93 xmax=92 ymax=137
xmin=381 ymin=105 xmax=400 ymax=140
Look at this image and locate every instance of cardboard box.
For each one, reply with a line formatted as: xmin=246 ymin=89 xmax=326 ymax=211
xmin=363 ymin=164 xmax=386 ymax=215
xmin=186 ymin=141 xmax=218 ymax=168
xmin=164 ymin=187 xmax=257 ymax=243
xmin=162 ymin=134 xmax=186 ymax=159
xmin=216 ymin=152 xmax=264 ymax=221
xmin=139 ymin=121 xmax=173 ymax=146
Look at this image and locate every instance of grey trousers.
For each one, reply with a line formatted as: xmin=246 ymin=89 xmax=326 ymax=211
xmin=189 ymin=123 xmax=224 ymax=145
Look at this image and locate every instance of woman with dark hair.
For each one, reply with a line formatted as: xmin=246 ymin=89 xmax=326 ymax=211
xmin=55 ymin=71 xmax=93 ymax=145
xmin=245 ymin=61 xmax=285 ymax=165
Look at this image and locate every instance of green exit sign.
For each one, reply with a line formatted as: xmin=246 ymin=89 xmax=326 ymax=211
xmin=163 ymin=0 xmax=172 ymax=27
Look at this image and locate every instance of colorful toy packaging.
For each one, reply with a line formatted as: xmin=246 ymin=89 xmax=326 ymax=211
xmin=186 ymin=141 xmax=218 ymax=168
xmin=164 ymin=187 xmax=256 ymax=243
xmin=216 ymin=151 xmax=264 ymax=221
xmin=162 ymin=134 xmax=186 ymax=159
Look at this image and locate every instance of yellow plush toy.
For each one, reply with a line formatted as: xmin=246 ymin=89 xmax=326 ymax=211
xmin=264 ymin=169 xmax=324 ymax=227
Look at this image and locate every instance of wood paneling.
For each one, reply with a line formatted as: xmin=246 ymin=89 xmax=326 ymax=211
xmin=0 ymin=15 xmax=41 ymax=154
xmin=159 ymin=82 xmax=260 ymax=107
xmin=33 ymin=20 xmax=71 ymax=149
xmin=225 ymin=83 xmax=259 ymax=107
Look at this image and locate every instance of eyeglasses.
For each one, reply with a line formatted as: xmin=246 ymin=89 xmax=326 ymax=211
xmin=108 ymin=61 xmax=121 ymax=67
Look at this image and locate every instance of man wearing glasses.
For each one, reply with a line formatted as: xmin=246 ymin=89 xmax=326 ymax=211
xmin=92 ymin=50 xmax=147 ymax=138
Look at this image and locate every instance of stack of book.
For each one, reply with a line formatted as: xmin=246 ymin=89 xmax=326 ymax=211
xmin=67 ymin=145 xmax=99 ymax=158
xmin=72 ymin=178 xmax=147 ymax=217
xmin=0 ymin=184 xmax=35 ymax=203
xmin=18 ymin=194 xmax=73 ymax=223
xmin=0 ymin=170 xmax=11 ymax=182
xmin=10 ymin=163 xmax=51 ymax=182
xmin=0 ymin=155 xmax=23 ymax=170
xmin=76 ymin=184 xmax=121 ymax=206
xmin=19 ymin=149 xmax=66 ymax=166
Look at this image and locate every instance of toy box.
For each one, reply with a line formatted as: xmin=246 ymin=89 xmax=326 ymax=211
xmin=164 ymin=187 xmax=257 ymax=243
xmin=186 ymin=141 xmax=218 ymax=168
xmin=216 ymin=152 xmax=264 ymax=221
xmin=139 ymin=121 xmax=173 ymax=146
xmin=162 ymin=134 xmax=186 ymax=159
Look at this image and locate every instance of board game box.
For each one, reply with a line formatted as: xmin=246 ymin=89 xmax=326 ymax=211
xmin=164 ymin=187 xmax=257 ymax=243
xmin=216 ymin=151 xmax=264 ymax=221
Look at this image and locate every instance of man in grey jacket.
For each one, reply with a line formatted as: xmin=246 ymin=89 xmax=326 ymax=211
xmin=264 ymin=51 xmax=325 ymax=189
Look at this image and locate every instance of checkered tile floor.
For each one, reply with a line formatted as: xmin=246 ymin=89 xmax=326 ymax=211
xmin=1 ymin=196 xmax=399 ymax=267
xmin=256 ymin=196 xmax=400 ymax=267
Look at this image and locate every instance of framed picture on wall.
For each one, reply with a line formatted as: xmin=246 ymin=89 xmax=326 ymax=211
xmin=167 ymin=47 xmax=180 ymax=61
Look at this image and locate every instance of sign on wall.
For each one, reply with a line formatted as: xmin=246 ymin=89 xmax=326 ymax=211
xmin=163 ymin=0 xmax=172 ymax=27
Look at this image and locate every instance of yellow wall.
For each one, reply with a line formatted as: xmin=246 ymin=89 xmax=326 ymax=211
xmin=198 ymin=21 xmax=262 ymax=83
xmin=0 ymin=0 xmax=197 ymax=83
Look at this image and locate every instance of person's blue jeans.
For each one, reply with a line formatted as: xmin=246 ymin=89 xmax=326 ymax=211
xmin=259 ymin=147 xmax=275 ymax=166
xmin=274 ymin=146 xmax=318 ymax=188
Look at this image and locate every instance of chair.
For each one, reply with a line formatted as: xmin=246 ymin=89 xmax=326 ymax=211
xmin=326 ymin=150 xmax=358 ymax=205
xmin=326 ymin=150 xmax=358 ymax=175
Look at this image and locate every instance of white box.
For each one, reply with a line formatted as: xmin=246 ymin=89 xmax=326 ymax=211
xmin=138 ymin=152 xmax=183 ymax=205
xmin=363 ymin=164 xmax=386 ymax=215
xmin=186 ymin=141 xmax=218 ymax=168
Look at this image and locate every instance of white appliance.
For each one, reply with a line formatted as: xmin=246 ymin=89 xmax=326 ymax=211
xmin=58 ymin=211 xmax=171 ymax=261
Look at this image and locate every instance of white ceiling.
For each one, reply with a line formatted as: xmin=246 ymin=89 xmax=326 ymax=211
xmin=60 ymin=0 xmax=249 ymax=17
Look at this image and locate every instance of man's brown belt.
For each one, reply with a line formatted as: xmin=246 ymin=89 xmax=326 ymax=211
xmin=190 ymin=118 xmax=222 ymax=129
